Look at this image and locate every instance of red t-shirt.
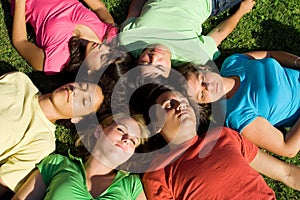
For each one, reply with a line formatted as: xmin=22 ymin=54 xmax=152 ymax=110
xmin=143 ymin=127 xmax=275 ymax=199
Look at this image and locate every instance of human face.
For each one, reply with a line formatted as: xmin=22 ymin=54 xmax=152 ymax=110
xmin=84 ymin=42 xmax=114 ymax=71
xmin=51 ymin=82 xmax=103 ymax=118
xmin=93 ymin=117 xmax=141 ymax=168
xmin=187 ymin=71 xmax=225 ymax=104
xmin=155 ymin=91 xmax=197 ymax=144
xmin=138 ymin=44 xmax=171 ymax=77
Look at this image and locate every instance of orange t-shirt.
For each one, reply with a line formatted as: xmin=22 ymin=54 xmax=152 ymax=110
xmin=143 ymin=127 xmax=275 ymax=199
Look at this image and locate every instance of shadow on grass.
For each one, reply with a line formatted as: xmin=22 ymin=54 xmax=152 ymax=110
xmin=1 ymin=0 xmax=37 ymax=45
xmin=1 ymin=0 xmax=13 ymax=38
xmin=0 ymin=61 xmax=17 ymax=75
xmin=253 ymin=19 xmax=300 ymax=55
xmin=217 ymin=19 xmax=300 ymax=68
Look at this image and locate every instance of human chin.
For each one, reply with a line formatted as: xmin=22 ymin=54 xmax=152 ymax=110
xmin=96 ymin=148 xmax=132 ymax=169
xmin=93 ymin=136 xmax=132 ymax=168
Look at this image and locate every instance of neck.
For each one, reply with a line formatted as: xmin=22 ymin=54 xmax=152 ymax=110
xmin=222 ymin=76 xmax=240 ymax=99
xmin=85 ymin=156 xmax=116 ymax=198
xmin=84 ymin=156 xmax=114 ymax=177
xmin=38 ymin=94 xmax=62 ymax=123
xmin=164 ymin=131 xmax=197 ymax=151
xmin=74 ymin=25 xmax=101 ymax=43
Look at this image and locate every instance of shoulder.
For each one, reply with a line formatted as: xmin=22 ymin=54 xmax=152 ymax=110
xmin=0 ymin=71 xmax=30 ymax=82
xmin=220 ymin=53 xmax=251 ymax=77
xmin=40 ymin=154 xmax=70 ymax=165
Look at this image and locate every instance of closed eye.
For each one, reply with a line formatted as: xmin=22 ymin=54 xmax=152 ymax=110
xmin=117 ymin=127 xmax=126 ymax=134
xmin=79 ymin=83 xmax=88 ymax=91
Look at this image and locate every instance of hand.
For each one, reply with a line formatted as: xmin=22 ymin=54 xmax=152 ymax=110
xmin=103 ymin=24 xmax=119 ymax=43
xmin=239 ymin=0 xmax=255 ymax=15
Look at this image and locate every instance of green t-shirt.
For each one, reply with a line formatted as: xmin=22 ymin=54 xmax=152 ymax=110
xmin=37 ymin=153 xmax=143 ymax=200
xmin=119 ymin=0 xmax=220 ymax=66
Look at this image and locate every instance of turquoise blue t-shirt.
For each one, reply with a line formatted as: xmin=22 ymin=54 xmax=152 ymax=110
xmin=220 ymin=54 xmax=300 ymax=132
xmin=37 ymin=153 xmax=143 ymax=200
xmin=119 ymin=0 xmax=220 ymax=66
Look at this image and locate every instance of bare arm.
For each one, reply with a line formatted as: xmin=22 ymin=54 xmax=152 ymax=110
xmin=126 ymin=0 xmax=148 ymax=19
xmin=243 ymin=51 xmax=300 ymax=68
xmin=250 ymin=149 xmax=300 ymax=191
xmin=136 ymin=190 xmax=147 ymax=200
xmin=83 ymin=0 xmax=114 ymax=24
xmin=11 ymin=169 xmax=46 ymax=200
xmin=12 ymin=0 xmax=45 ymax=71
xmin=207 ymin=0 xmax=255 ymax=46
xmin=242 ymin=117 xmax=300 ymax=158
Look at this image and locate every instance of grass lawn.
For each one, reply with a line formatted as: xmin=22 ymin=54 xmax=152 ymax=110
xmin=0 ymin=0 xmax=300 ymax=198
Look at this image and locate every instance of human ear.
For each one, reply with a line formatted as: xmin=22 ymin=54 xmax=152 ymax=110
xmin=149 ymin=104 xmax=166 ymax=133
xmin=87 ymin=69 xmax=93 ymax=75
xmin=71 ymin=117 xmax=83 ymax=124
xmin=94 ymin=125 xmax=102 ymax=139
xmin=154 ymin=126 xmax=162 ymax=133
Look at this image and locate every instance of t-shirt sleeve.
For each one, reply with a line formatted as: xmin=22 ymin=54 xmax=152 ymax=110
xmin=225 ymin=127 xmax=258 ymax=162
xmin=198 ymin=35 xmax=220 ymax=60
xmin=143 ymin=172 xmax=173 ymax=199
xmin=37 ymin=154 xmax=66 ymax=186
xmin=225 ymin=107 xmax=258 ymax=133
xmin=121 ymin=17 xmax=137 ymax=31
xmin=126 ymin=174 xmax=144 ymax=199
xmin=220 ymin=53 xmax=250 ymax=77
xmin=240 ymin=134 xmax=258 ymax=163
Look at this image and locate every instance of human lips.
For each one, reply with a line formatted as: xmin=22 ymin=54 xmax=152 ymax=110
xmin=115 ymin=143 xmax=126 ymax=152
xmin=92 ymin=42 xmax=99 ymax=49
xmin=63 ymin=85 xmax=74 ymax=102
xmin=213 ymin=82 xmax=218 ymax=94
xmin=177 ymin=110 xmax=190 ymax=118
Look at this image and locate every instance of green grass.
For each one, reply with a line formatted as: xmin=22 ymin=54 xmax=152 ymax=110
xmin=0 ymin=0 xmax=300 ymax=198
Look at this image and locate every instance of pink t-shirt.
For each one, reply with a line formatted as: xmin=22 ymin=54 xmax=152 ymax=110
xmin=143 ymin=127 xmax=275 ymax=199
xmin=13 ymin=0 xmax=112 ymax=74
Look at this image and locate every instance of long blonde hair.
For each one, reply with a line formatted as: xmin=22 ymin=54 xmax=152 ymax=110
xmin=75 ymin=113 xmax=149 ymax=162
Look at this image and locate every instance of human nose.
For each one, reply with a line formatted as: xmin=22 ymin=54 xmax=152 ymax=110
xmin=121 ymin=134 xmax=131 ymax=144
xmin=176 ymin=101 xmax=188 ymax=111
xmin=202 ymin=82 xmax=213 ymax=92
xmin=147 ymin=52 xmax=157 ymax=64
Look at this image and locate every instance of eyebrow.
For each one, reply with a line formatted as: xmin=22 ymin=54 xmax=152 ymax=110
xmin=118 ymin=123 xmax=127 ymax=131
xmin=159 ymin=98 xmax=171 ymax=105
xmin=160 ymin=95 xmax=189 ymax=105
xmin=119 ymin=122 xmax=140 ymax=138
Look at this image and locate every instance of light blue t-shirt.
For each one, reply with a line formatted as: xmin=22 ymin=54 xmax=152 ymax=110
xmin=119 ymin=0 xmax=220 ymax=66
xmin=37 ymin=153 xmax=143 ymax=200
xmin=220 ymin=54 xmax=300 ymax=132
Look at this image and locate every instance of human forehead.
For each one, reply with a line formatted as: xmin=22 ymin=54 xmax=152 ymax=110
xmin=62 ymin=81 xmax=96 ymax=87
xmin=156 ymin=91 xmax=188 ymax=104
